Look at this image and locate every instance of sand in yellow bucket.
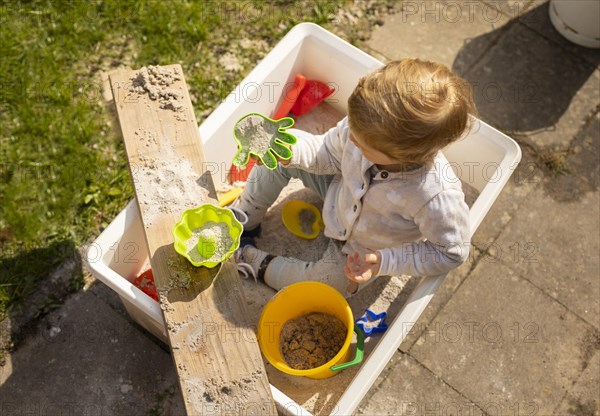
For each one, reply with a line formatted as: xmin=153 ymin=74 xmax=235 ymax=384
xmin=257 ymin=282 xmax=364 ymax=379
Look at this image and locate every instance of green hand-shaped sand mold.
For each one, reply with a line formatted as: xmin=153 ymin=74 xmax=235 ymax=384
xmin=232 ymin=112 xmax=296 ymax=170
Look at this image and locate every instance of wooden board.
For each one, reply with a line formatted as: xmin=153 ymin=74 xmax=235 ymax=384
xmin=109 ymin=65 xmax=274 ymax=415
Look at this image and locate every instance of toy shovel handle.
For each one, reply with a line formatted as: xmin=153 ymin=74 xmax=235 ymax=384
xmin=330 ymin=324 xmax=365 ymax=372
xmin=273 ymin=74 xmax=307 ymax=120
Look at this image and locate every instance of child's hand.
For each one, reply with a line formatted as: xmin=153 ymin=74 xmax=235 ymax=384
xmin=344 ymin=251 xmax=381 ymax=284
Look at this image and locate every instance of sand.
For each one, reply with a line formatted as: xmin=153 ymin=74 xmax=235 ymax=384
xmin=298 ymin=208 xmax=317 ymax=235
xmin=129 ymin=65 xmax=187 ymax=120
xmin=280 ymin=313 xmax=347 ymax=370
xmin=235 ymin=114 xmax=276 ymax=153
xmin=185 ymin=222 xmax=233 ymax=264
xmin=132 ymin=142 xmax=208 ymax=227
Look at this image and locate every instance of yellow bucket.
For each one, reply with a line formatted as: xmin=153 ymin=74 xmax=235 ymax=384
xmin=257 ymin=282 xmax=364 ymax=379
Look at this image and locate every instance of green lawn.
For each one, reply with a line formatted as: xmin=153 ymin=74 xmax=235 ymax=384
xmin=0 ymin=0 xmax=347 ymax=318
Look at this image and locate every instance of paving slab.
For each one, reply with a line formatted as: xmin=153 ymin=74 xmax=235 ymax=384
xmin=409 ymin=260 xmax=599 ymax=415
xmin=368 ymin=0 xmax=511 ymax=70
xmin=87 ymin=277 xmax=131 ymax=320
xmin=493 ymin=186 xmax=600 ymax=328
xmin=471 ymin=144 xmax=542 ymax=245
xmin=87 ymin=279 xmax=169 ymax=349
xmin=0 ymin=290 xmax=185 ymax=415
xmin=399 ymin=248 xmax=480 ymax=352
xmin=356 ymin=352 xmax=484 ymax=415
xmin=554 ymin=349 xmax=600 ymax=416
xmin=540 ymin=112 xmax=600 ymax=203
xmin=489 ymin=114 xmax=600 ymax=329
xmin=458 ymin=18 xmax=599 ymax=150
xmin=480 ymin=0 xmax=600 ymax=70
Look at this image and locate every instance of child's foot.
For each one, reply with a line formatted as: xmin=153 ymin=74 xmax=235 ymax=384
xmin=242 ymin=224 xmax=262 ymax=239
xmin=230 ymin=198 xmax=266 ymax=232
xmin=234 ymin=245 xmax=274 ymax=283
xmin=229 ymin=205 xmax=262 ymax=239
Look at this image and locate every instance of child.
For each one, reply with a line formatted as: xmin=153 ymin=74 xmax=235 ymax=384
xmin=233 ymin=59 xmax=475 ymax=297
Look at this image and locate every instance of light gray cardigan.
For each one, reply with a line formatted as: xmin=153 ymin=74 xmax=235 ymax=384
xmin=287 ymin=116 xmax=471 ymax=277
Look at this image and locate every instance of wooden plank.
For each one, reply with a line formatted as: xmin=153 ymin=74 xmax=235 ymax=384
xmin=109 ymin=65 xmax=275 ymax=415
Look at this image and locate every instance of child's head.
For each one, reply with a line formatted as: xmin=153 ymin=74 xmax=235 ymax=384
xmin=348 ymin=59 xmax=476 ymax=165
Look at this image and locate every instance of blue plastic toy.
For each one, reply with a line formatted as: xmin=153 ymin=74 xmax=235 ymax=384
xmin=355 ymin=309 xmax=388 ymax=336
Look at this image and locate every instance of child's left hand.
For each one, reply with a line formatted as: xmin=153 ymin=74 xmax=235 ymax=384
xmin=344 ymin=251 xmax=381 ymax=284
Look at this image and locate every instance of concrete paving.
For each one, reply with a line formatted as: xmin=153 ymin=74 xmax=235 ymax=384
xmin=357 ymin=353 xmax=484 ymax=416
xmin=0 ymin=290 xmax=185 ymax=415
xmin=409 ymin=260 xmax=597 ymax=414
xmin=1 ymin=1 xmax=598 ymax=415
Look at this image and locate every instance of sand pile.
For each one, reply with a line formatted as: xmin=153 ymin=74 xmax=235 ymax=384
xmin=280 ymin=312 xmax=347 ymax=370
xmin=129 ymin=65 xmax=187 ymax=120
xmin=234 ymin=114 xmax=277 ymax=158
xmin=184 ymin=221 xmax=233 ymax=263
xmin=298 ymin=208 xmax=317 ymax=235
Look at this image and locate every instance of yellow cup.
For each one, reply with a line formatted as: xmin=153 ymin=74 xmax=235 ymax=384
xmin=257 ymin=282 xmax=364 ymax=379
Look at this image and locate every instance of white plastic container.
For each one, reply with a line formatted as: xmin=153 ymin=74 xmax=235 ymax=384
xmin=85 ymin=23 xmax=521 ymax=415
xmin=549 ymin=0 xmax=600 ymax=48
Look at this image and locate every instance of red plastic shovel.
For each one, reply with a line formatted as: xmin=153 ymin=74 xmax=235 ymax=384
xmin=275 ymin=74 xmax=307 ymax=120
xmin=290 ymin=79 xmax=335 ymax=116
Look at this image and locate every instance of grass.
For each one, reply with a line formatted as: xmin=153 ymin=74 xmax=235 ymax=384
xmin=540 ymin=149 xmax=571 ymax=175
xmin=0 ymin=0 xmax=347 ymax=319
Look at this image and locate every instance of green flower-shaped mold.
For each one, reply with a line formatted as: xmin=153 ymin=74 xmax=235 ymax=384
xmin=232 ymin=112 xmax=296 ymax=170
xmin=172 ymin=204 xmax=243 ymax=268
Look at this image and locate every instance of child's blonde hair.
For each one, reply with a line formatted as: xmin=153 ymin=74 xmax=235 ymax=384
xmin=348 ymin=59 xmax=476 ymax=164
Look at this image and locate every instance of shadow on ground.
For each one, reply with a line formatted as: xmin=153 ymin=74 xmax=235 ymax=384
xmin=453 ymin=2 xmax=599 ymax=136
xmin=452 ymin=2 xmax=600 ymax=203
xmin=0 ymin=241 xmax=83 ymax=351
xmin=0 ymin=278 xmax=184 ymax=415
